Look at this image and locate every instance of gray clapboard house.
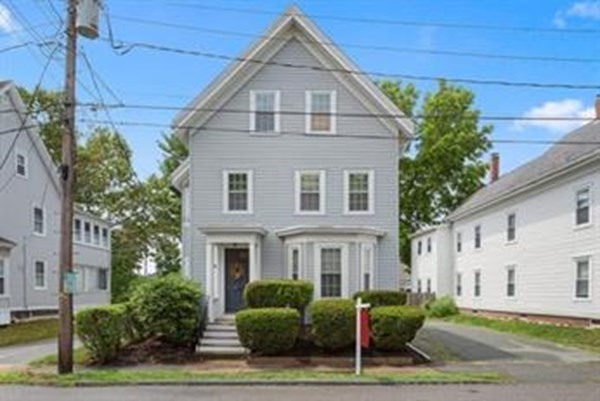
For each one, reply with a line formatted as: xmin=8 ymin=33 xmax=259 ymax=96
xmin=0 ymin=80 xmax=111 ymax=324
xmin=170 ymin=6 xmax=412 ymax=322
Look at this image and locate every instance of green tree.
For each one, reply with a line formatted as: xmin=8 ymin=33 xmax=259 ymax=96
xmin=158 ymin=131 xmax=188 ymax=176
xmin=380 ymin=80 xmax=492 ymax=266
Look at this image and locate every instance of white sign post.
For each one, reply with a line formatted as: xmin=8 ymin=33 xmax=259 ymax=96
xmin=355 ymin=297 xmax=371 ymax=376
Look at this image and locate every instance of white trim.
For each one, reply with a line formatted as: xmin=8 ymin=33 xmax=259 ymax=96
xmin=473 ymin=224 xmax=482 ymax=250
xmin=473 ymin=269 xmax=482 ymax=298
xmin=0 ymin=256 xmax=8 ymax=298
xmin=360 ymin=243 xmax=375 ymax=291
xmin=456 ymin=231 xmax=463 ymax=255
xmin=73 ymin=218 xmax=110 ymax=250
xmin=505 ymin=265 xmax=516 ymax=298
xmin=222 ymin=170 xmax=254 ymax=214
xmin=314 ymin=242 xmax=349 ymax=298
xmin=97 ymin=267 xmax=110 ymax=291
xmin=249 ymin=90 xmax=281 ymax=134
xmin=288 ymin=244 xmax=302 ymax=280
xmin=574 ymin=184 xmax=593 ymax=229
xmin=305 ymin=90 xmax=337 ymax=134
xmin=573 ymin=255 xmax=592 ymax=301
xmin=505 ymin=211 xmax=518 ymax=244
xmin=343 ymin=170 xmax=375 ymax=215
xmin=32 ymin=205 xmax=46 ymax=237
xmin=294 ymin=170 xmax=326 ymax=215
xmin=15 ymin=148 xmax=28 ymax=179
xmin=33 ymin=260 xmax=47 ymax=290
xmin=455 ymin=272 xmax=462 ymax=297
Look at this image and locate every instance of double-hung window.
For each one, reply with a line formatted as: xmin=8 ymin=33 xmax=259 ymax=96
xmin=295 ymin=171 xmax=325 ymax=214
xmin=361 ymin=244 xmax=374 ymax=291
xmin=576 ymin=187 xmax=591 ymax=226
xmin=344 ymin=170 xmax=374 ymax=214
xmin=250 ymin=90 xmax=279 ymax=133
xmin=93 ymin=225 xmax=100 ymax=246
xmin=102 ymin=228 xmax=109 ymax=248
xmin=417 ymin=241 xmax=422 ymax=255
xmin=474 ymin=271 xmax=481 ymax=297
xmin=289 ymin=246 xmax=301 ymax=280
xmin=456 ymin=273 xmax=462 ymax=296
xmin=427 ymin=237 xmax=432 ymax=253
xmin=575 ymin=257 xmax=591 ymax=299
xmin=306 ymin=90 xmax=336 ymax=133
xmin=456 ymin=232 xmax=462 ymax=253
xmin=0 ymin=258 xmax=6 ymax=296
xmin=74 ymin=219 xmax=82 ymax=242
xmin=507 ymin=213 xmax=516 ymax=242
xmin=33 ymin=207 xmax=45 ymax=235
xmin=506 ymin=266 xmax=516 ymax=297
xmin=426 ymin=278 xmax=432 ymax=293
xmin=16 ymin=151 xmax=27 ymax=177
xmin=34 ymin=261 xmax=46 ymax=290
xmin=474 ymin=225 xmax=482 ymax=249
xmin=320 ymin=247 xmax=343 ymax=298
xmin=84 ymin=222 xmax=91 ymax=243
xmin=98 ymin=268 xmax=109 ymax=291
xmin=417 ymin=279 xmax=422 ymax=293
xmin=224 ymin=171 xmax=253 ymax=213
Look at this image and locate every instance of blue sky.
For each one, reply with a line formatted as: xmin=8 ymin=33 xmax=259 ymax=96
xmin=1 ymin=0 xmax=600 ymax=178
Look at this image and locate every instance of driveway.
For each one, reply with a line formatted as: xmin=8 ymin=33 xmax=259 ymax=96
xmin=414 ymin=320 xmax=600 ymax=383
xmin=0 ymin=339 xmax=78 ymax=366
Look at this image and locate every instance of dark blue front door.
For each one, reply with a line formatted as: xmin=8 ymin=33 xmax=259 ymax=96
xmin=225 ymin=248 xmax=249 ymax=313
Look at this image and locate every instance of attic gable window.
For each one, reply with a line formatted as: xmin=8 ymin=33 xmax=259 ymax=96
xmin=15 ymin=151 xmax=27 ymax=178
xmin=306 ymin=91 xmax=336 ymax=134
xmin=575 ymin=187 xmax=591 ymax=226
xmin=250 ymin=90 xmax=279 ymax=133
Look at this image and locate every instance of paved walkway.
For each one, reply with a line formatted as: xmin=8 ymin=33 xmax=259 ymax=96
xmin=415 ymin=320 xmax=600 ymax=383
xmin=0 ymin=338 xmax=80 ymax=366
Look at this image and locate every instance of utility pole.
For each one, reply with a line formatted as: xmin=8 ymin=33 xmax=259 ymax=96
xmin=58 ymin=0 xmax=78 ymax=375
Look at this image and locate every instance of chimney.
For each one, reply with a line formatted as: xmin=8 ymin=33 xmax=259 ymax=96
xmin=596 ymin=94 xmax=600 ymax=119
xmin=490 ymin=152 xmax=500 ymax=184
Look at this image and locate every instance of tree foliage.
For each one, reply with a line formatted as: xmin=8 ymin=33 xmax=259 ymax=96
xmin=379 ymin=80 xmax=492 ymax=266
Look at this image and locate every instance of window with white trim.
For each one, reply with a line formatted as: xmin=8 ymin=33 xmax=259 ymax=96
xmin=93 ymin=225 xmax=100 ymax=246
xmin=576 ymin=187 xmax=591 ymax=226
xmin=361 ymin=244 xmax=374 ymax=291
xmin=474 ymin=271 xmax=481 ymax=297
xmin=507 ymin=213 xmax=516 ymax=242
xmin=102 ymin=227 xmax=109 ymax=248
xmin=74 ymin=219 xmax=82 ymax=242
xmin=250 ymin=90 xmax=279 ymax=133
xmin=456 ymin=273 xmax=462 ymax=296
xmin=417 ymin=240 xmax=422 ymax=255
xmin=320 ymin=247 xmax=342 ymax=297
xmin=426 ymin=278 xmax=432 ymax=293
xmin=427 ymin=237 xmax=432 ymax=253
xmin=474 ymin=225 xmax=481 ymax=249
xmin=224 ymin=171 xmax=252 ymax=213
xmin=296 ymin=171 xmax=324 ymax=213
xmin=289 ymin=246 xmax=301 ymax=280
xmin=98 ymin=268 xmax=109 ymax=291
xmin=84 ymin=221 xmax=91 ymax=243
xmin=345 ymin=171 xmax=373 ymax=214
xmin=506 ymin=266 xmax=516 ymax=297
xmin=33 ymin=207 xmax=45 ymax=235
xmin=0 ymin=258 xmax=6 ymax=296
xmin=34 ymin=260 xmax=46 ymax=290
xmin=16 ymin=151 xmax=27 ymax=177
xmin=306 ymin=90 xmax=335 ymax=133
xmin=456 ymin=232 xmax=462 ymax=253
xmin=575 ymin=257 xmax=591 ymax=299
xmin=417 ymin=279 xmax=422 ymax=293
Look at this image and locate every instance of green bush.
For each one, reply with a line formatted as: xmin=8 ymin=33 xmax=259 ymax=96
xmin=353 ymin=290 xmax=407 ymax=307
xmin=244 ymin=279 xmax=313 ymax=310
xmin=370 ymin=306 xmax=425 ymax=351
xmin=129 ymin=274 xmax=202 ymax=346
xmin=235 ymin=308 xmax=300 ymax=355
xmin=426 ymin=296 xmax=459 ymax=318
xmin=310 ymin=299 xmax=355 ymax=350
xmin=75 ymin=304 xmax=126 ymax=363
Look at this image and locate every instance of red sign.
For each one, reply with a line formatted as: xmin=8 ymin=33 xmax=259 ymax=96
xmin=360 ymin=309 xmax=370 ymax=348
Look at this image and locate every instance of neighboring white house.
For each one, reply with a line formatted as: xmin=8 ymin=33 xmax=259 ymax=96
xmin=0 ymin=80 xmax=112 ymax=324
xmin=411 ymin=103 xmax=600 ymax=325
xmin=170 ymin=6 xmax=412 ymax=322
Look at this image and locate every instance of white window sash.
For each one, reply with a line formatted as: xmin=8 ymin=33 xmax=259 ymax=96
xmin=249 ymin=90 xmax=280 ymax=133
xmin=343 ymin=170 xmax=375 ymax=215
xmin=305 ymin=90 xmax=337 ymax=134
xmin=222 ymin=170 xmax=253 ymax=214
xmin=294 ymin=170 xmax=326 ymax=214
xmin=0 ymin=257 xmax=8 ymax=297
xmin=360 ymin=243 xmax=375 ymax=291
xmin=288 ymin=245 xmax=302 ymax=280
xmin=575 ymin=186 xmax=592 ymax=227
xmin=574 ymin=257 xmax=592 ymax=300
xmin=15 ymin=150 xmax=28 ymax=178
xmin=34 ymin=260 xmax=47 ymax=290
xmin=32 ymin=206 xmax=45 ymax=236
xmin=314 ymin=243 xmax=349 ymax=298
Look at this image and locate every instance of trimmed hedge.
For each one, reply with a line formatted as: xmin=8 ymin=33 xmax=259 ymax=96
xmin=426 ymin=296 xmax=459 ymax=318
xmin=370 ymin=306 xmax=425 ymax=351
xmin=353 ymin=290 xmax=407 ymax=307
xmin=129 ymin=274 xmax=203 ymax=346
xmin=244 ymin=279 xmax=313 ymax=310
xmin=236 ymin=308 xmax=300 ymax=355
xmin=75 ymin=304 xmax=126 ymax=363
xmin=310 ymin=299 xmax=355 ymax=350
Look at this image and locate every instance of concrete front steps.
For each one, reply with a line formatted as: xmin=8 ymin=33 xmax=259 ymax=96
xmin=198 ymin=315 xmax=248 ymax=357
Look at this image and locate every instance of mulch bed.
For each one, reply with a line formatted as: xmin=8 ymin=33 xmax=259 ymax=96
xmin=103 ymin=337 xmax=200 ymax=366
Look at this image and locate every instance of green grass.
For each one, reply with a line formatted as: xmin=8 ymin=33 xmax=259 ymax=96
xmin=0 ymin=319 xmax=58 ymax=347
xmin=446 ymin=314 xmax=600 ymax=353
xmin=29 ymin=347 xmax=90 ymax=367
xmin=0 ymin=368 xmax=501 ymax=386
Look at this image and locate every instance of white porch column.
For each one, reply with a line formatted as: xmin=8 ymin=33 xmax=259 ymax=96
xmin=249 ymin=239 xmax=257 ymax=282
xmin=205 ymin=242 xmax=214 ymax=323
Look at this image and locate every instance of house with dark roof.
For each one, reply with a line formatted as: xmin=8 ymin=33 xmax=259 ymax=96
xmin=0 ymin=81 xmax=112 ymax=324
xmin=411 ymin=99 xmax=600 ymax=325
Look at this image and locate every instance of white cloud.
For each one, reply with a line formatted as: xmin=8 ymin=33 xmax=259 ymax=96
xmin=554 ymin=1 xmax=600 ymax=27
xmin=0 ymin=4 xmax=18 ymax=33
xmin=513 ymin=99 xmax=595 ymax=134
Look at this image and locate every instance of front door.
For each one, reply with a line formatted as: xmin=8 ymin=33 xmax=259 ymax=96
xmin=225 ymin=248 xmax=250 ymax=313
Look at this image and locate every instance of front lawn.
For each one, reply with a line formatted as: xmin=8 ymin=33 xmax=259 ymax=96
xmin=446 ymin=314 xmax=600 ymax=353
xmin=0 ymin=319 xmax=58 ymax=347
xmin=0 ymin=368 xmax=501 ymax=386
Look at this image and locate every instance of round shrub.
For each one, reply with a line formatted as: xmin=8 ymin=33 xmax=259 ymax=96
xmin=426 ymin=296 xmax=459 ymax=318
xmin=235 ymin=308 xmax=300 ymax=355
xmin=75 ymin=304 xmax=126 ymax=364
xmin=353 ymin=290 xmax=407 ymax=307
xmin=310 ymin=299 xmax=355 ymax=350
xmin=129 ymin=274 xmax=202 ymax=347
xmin=244 ymin=279 xmax=313 ymax=310
xmin=370 ymin=306 xmax=425 ymax=351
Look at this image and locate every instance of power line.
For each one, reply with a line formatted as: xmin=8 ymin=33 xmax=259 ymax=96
xmin=110 ymin=14 xmax=600 ymax=65
xmin=102 ymin=38 xmax=600 ymax=91
xmin=167 ymin=2 xmax=600 ymax=35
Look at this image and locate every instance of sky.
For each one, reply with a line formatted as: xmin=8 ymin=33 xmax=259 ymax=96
xmin=1 ymin=0 xmax=600 ymax=178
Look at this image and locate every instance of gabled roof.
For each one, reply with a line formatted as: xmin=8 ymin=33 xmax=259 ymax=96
xmin=449 ymin=121 xmax=600 ymax=220
xmin=173 ymin=5 xmax=413 ymax=142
